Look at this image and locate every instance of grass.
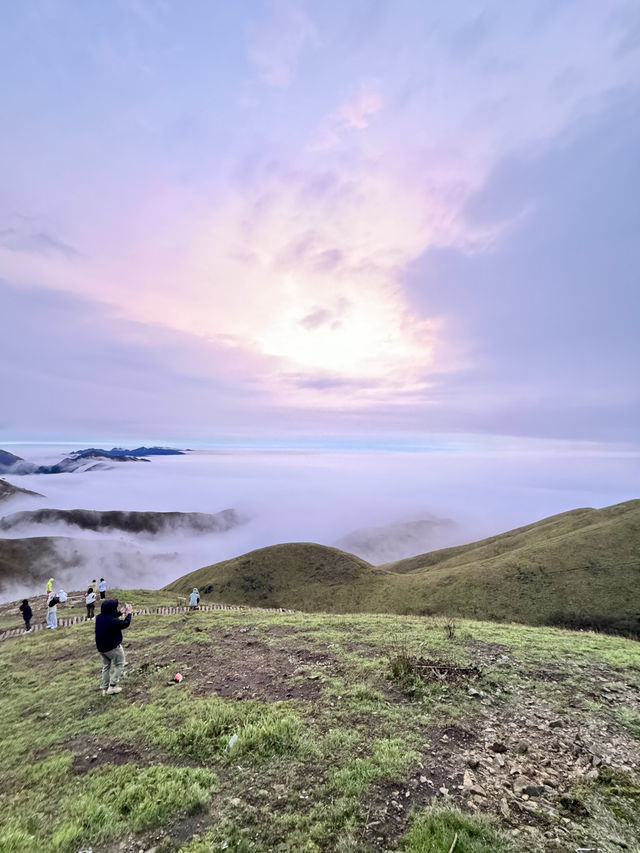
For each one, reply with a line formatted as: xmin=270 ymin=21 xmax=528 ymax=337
xmin=401 ymin=806 xmax=514 ymax=852
xmin=0 ymin=600 xmax=639 ymax=851
xmin=170 ymin=698 xmax=307 ymax=762
xmin=331 ymin=738 xmax=418 ymax=795
xmin=2 ymin=764 xmax=215 ymax=853
xmin=163 ymin=500 xmax=640 ymax=635
xmin=618 ymin=708 xmax=640 ymax=740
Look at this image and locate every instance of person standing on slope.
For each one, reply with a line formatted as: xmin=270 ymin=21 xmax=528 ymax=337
xmin=46 ymin=593 xmax=59 ymax=629
xmin=19 ymin=599 xmax=33 ymax=633
xmin=45 ymin=577 xmax=54 ymax=604
xmin=189 ymin=588 xmax=200 ymax=610
xmin=98 ymin=578 xmax=107 ymax=599
xmin=95 ymin=599 xmax=133 ymax=695
xmin=86 ymin=587 xmax=97 ymax=619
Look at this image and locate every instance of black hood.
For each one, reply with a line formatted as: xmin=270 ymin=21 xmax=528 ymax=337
xmin=100 ymin=598 xmax=119 ymax=615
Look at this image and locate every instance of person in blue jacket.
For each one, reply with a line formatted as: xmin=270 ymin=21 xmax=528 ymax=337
xmin=95 ymin=599 xmax=133 ymax=695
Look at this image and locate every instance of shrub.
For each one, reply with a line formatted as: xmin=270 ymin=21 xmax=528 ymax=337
xmin=389 ymin=654 xmax=424 ymax=696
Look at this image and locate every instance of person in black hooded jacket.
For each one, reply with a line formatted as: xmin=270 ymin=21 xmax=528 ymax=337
xmin=95 ymin=598 xmax=132 ymax=695
xmin=19 ymin=599 xmax=33 ymax=633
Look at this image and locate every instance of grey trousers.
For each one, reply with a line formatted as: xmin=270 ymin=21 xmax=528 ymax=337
xmin=100 ymin=645 xmax=126 ymax=689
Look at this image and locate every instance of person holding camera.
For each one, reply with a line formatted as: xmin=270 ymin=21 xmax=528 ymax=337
xmin=95 ymin=599 xmax=133 ymax=695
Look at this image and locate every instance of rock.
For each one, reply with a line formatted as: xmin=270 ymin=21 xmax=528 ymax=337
xmin=419 ymin=775 xmax=427 ymax=784
xmin=515 ymin=741 xmax=529 ymax=754
xmin=513 ymin=776 xmax=531 ymax=795
xmin=470 ymin=785 xmax=487 ymax=796
xmin=491 ymin=742 xmax=508 ymax=753
xmin=463 ymin=770 xmax=473 ymax=788
xmin=467 ymin=758 xmax=480 ymax=769
xmin=523 ymin=785 xmax=546 ymax=797
xmin=549 ymin=720 xmax=563 ymax=729
xmin=229 ymin=797 xmax=241 ymax=807
xmin=559 ymin=795 xmax=590 ymax=817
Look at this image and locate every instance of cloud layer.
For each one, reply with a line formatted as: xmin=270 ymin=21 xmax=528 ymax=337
xmin=1 ymin=1 xmax=639 ymax=445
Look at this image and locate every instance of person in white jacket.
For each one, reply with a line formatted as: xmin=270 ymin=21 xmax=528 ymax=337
xmin=46 ymin=595 xmax=58 ymax=629
xmin=86 ymin=587 xmax=97 ymax=619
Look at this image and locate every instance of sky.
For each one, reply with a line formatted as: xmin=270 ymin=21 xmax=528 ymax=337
xmin=1 ymin=0 xmax=639 ymax=448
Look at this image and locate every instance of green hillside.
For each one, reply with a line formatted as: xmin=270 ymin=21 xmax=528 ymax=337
xmin=165 ymin=501 xmax=640 ymax=634
xmin=0 ymin=604 xmax=639 ymax=852
xmin=164 ymin=542 xmax=378 ymax=612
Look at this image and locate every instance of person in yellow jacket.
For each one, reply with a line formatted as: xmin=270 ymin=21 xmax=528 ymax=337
xmin=46 ymin=577 xmax=54 ymax=604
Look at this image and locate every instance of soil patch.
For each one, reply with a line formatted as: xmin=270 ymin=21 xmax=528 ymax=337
xmin=70 ymin=738 xmax=153 ymax=774
xmin=178 ymin=631 xmax=338 ymax=701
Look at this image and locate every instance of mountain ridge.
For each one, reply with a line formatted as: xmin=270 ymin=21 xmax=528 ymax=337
xmin=165 ymin=500 xmax=640 ymax=635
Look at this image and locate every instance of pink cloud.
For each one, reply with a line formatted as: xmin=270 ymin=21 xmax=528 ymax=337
xmin=310 ymin=81 xmax=384 ymax=150
xmin=337 ymin=83 xmax=383 ymax=130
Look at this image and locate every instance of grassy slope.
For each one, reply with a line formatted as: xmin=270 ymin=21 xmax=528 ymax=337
xmin=164 ymin=542 xmax=379 ymax=611
xmin=0 ymin=602 xmax=638 ymax=853
xmin=165 ymin=502 xmax=640 ymax=632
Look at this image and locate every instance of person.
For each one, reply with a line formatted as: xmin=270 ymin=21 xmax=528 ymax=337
xmin=189 ymin=587 xmax=200 ymax=610
xmin=46 ymin=594 xmax=59 ymax=629
xmin=98 ymin=578 xmax=107 ymax=599
xmin=95 ymin=599 xmax=132 ymax=695
xmin=86 ymin=587 xmax=97 ymax=619
xmin=19 ymin=599 xmax=33 ymax=633
xmin=45 ymin=577 xmax=54 ymax=604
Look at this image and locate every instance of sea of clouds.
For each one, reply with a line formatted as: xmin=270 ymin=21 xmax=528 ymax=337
xmin=1 ymin=442 xmax=638 ymax=601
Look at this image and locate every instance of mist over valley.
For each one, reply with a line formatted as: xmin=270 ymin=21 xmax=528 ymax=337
xmin=1 ymin=443 xmax=637 ymax=602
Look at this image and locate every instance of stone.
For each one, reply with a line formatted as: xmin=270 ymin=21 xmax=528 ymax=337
xmin=515 ymin=741 xmax=529 ymax=754
xmin=549 ymin=720 xmax=563 ymax=729
xmin=467 ymin=758 xmax=480 ymax=769
xmin=513 ymin=776 xmax=531 ymax=795
xmin=523 ymin=785 xmax=546 ymax=797
xmin=491 ymin=742 xmax=508 ymax=753
xmin=463 ymin=770 xmax=473 ymax=788
xmin=470 ymin=785 xmax=487 ymax=797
